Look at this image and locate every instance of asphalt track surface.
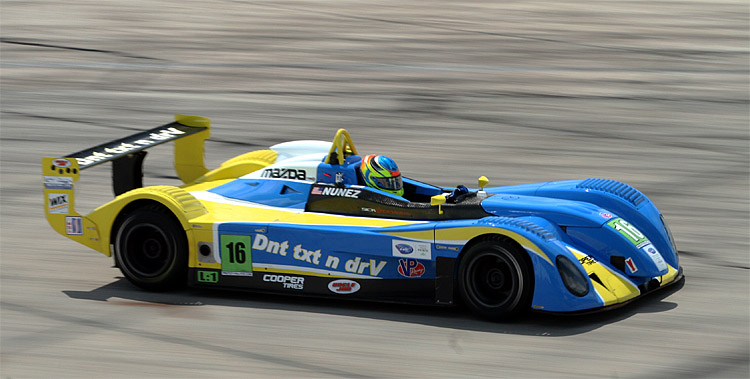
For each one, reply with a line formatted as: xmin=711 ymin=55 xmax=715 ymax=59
xmin=1 ymin=1 xmax=748 ymax=378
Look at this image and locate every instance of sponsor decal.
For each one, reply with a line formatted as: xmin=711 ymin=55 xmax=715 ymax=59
xmin=65 ymin=216 xmax=83 ymax=235
xmin=395 ymin=244 xmax=413 ymax=255
xmin=335 ymin=172 xmax=344 ymax=185
xmin=361 ymin=207 xmax=377 ymax=213
xmin=328 ymin=279 xmax=360 ymax=294
xmin=397 ymin=259 xmax=425 ymax=278
xmin=197 ymin=271 xmax=219 ymax=283
xmin=48 ymin=193 xmax=69 ymax=214
xmin=311 ymin=186 xmax=361 ymax=198
xmin=44 ymin=176 xmax=73 ymax=190
xmin=435 ymin=244 xmax=460 ymax=251
xmin=75 ymin=127 xmax=186 ymax=167
xmin=253 ymin=234 xmax=291 ymax=256
xmin=263 ymin=274 xmax=304 ymax=290
xmin=625 ymin=257 xmax=638 ymax=273
xmin=578 ymin=255 xmax=598 ymax=266
xmin=342 ymin=256 xmax=387 ymax=276
xmin=52 ymin=158 xmax=72 ymax=168
xmin=608 ymin=218 xmax=650 ymax=248
xmin=261 ymin=167 xmax=308 ymax=180
xmin=253 ymin=234 xmax=386 ymax=277
xmin=376 ymin=209 xmax=412 ymax=217
xmin=220 ymin=234 xmax=253 ymax=276
xmin=392 ymin=240 xmax=431 ymax=260
xmin=642 ymin=244 xmax=668 ymax=272
xmin=600 ymin=212 xmax=613 ymax=219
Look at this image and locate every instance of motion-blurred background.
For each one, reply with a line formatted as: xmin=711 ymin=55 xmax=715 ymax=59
xmin=2 ymin=1 xmax=748 ymax=377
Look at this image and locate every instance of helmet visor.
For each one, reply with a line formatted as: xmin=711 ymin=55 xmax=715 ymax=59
xmin=375 ymin=175 xmax=403 ymax=191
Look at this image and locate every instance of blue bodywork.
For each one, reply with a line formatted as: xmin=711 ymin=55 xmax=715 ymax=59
xmin=204 ymin=159 xmax=680 ymax=312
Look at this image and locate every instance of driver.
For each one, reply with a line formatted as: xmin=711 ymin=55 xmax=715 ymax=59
xmin=360 ymin=154 xmax=404 ymax=196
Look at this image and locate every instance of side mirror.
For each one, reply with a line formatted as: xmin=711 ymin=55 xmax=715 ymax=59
xmin=477 ymin=176 xmax=489 ymax=198
xmin=430 ymin=195 xmax=446 ymax=215
xmin=478 ymin=176 xmax=489 ymax=190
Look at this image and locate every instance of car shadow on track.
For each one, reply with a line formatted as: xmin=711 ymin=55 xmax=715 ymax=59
xmin=63 ymin=276 xmax=684 ymax=337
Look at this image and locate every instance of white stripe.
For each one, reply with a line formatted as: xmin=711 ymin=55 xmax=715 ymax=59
xmin=213 ymin=221 xmax=225 ymax=263
xmin=192 ymin=190 xmax=427 ymax=227
xmin=434 ymin=239 xmax=469 ymax=245
xmin=390 ymin=236 xmax=435 ymax=244
xmin=523 ymin=246 xmax=553 ymax=265
xmin=193 ymin=191 xmax=305 ymax=213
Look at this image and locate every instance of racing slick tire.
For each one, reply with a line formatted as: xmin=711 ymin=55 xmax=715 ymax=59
xmin=458 ymin=238 xmax=533 ymax=321
xmin=114 ymin=205 xmax=188 ymax=291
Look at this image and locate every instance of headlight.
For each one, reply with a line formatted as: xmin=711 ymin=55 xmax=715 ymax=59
xmin=556 ymin=256 xmax=589 ymax=297
xmin=660 ymin=214 xmax=678 ymax=256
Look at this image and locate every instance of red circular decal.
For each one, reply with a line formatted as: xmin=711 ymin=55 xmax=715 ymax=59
xmin=52 ymin=159 xmax=72 ymax=168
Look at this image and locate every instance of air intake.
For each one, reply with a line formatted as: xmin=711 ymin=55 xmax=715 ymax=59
xmin=576 ymin=178 xmax=645 ymax=206
xmin=477 ymin=217 xmax=556 ymax=241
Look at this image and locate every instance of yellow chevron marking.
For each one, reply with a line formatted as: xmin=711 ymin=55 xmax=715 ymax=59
xmin=568 ymin=248 xmax=640 ymax=306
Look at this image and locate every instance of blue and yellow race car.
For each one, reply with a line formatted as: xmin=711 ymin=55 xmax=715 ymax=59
xmin=43 ymin=115 xmax=683 ymax=320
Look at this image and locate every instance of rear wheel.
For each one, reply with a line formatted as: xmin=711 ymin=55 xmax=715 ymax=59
xmin=458 ymin=238 xmax=533 ymax=321
xmin=114 ymin=206 xmax=187 ymax=291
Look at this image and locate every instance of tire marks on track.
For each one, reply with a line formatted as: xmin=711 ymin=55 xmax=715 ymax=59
xmin=0 ymin=38 xmax=161 ymax=61
xmin=2 ymin=60 xmax=746 ymax=76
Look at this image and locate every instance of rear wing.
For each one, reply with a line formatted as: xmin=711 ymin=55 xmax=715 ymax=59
xmin=42 ymin=115 xmax=210 ymax=248
xmin=44 ymin=114 xmax=210 ymax=192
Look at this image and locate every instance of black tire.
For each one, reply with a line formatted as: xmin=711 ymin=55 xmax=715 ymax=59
xmin=457 ymin=238 xmax=533 ymax=321
xmin=114 ymin=206 xmax=187 ymax=291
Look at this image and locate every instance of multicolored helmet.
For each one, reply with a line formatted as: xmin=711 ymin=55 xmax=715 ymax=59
xmin=360 ymin=154 xmax=404 ymax=196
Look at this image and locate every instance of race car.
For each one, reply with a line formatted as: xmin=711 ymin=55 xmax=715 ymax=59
xmin=43 ymin=115 xmax=683 ymax=320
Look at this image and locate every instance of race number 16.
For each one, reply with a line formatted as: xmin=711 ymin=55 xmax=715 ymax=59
xmin=608 ymin=218 xmax=648 ymax=246
xmin=220 ymin=234 xmax=253 ymax=273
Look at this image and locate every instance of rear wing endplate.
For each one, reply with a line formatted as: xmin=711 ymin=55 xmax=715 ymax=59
xmin=41 ymin=115 xmax=210 ymax=253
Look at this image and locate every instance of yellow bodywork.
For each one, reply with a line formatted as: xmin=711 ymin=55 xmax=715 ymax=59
xmin=43 ymin=115 xmax=220 ymax=257
xmin=42 ymin=115 xmax=417 ymax=266
xmin=568 ymin=248 xmax=640 ymax=306
xmin=173 ymin=114 xmax=211 ymax=183
xmin=567 ymin=247 xmax=680 ymax=306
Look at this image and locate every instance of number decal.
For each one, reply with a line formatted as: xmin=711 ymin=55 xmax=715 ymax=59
xmin=226 ymin=241 xmax=247 ymax=263
xmin=220 ymin=234 xmax=253 ymax=274
xmin=607 ymin=218 xmax=649 ymax=247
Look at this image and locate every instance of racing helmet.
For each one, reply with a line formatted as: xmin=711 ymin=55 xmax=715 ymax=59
xmin=360 ymin=154 xmax=404 ymax=196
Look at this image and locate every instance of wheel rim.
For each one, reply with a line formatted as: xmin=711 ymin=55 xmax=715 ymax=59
xmin=120 ymin=223 xmax=174 ymax=278
xmin=465 ymin=250 xmax=522 ymax=308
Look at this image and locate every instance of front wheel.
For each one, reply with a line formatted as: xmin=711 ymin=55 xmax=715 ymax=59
xmin=114 ymin=206 xmax=187 ymax=291
xmin=457 ymin=238 xmax=533 ymax=321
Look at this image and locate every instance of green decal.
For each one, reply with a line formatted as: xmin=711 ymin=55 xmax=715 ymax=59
xmin=197 ymin=271 xmax=218 ymax=283
xmin=221 ymin=234 xmax=253 ymax=273
xmin=607 ymin=218 xmax=648 ymax=247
